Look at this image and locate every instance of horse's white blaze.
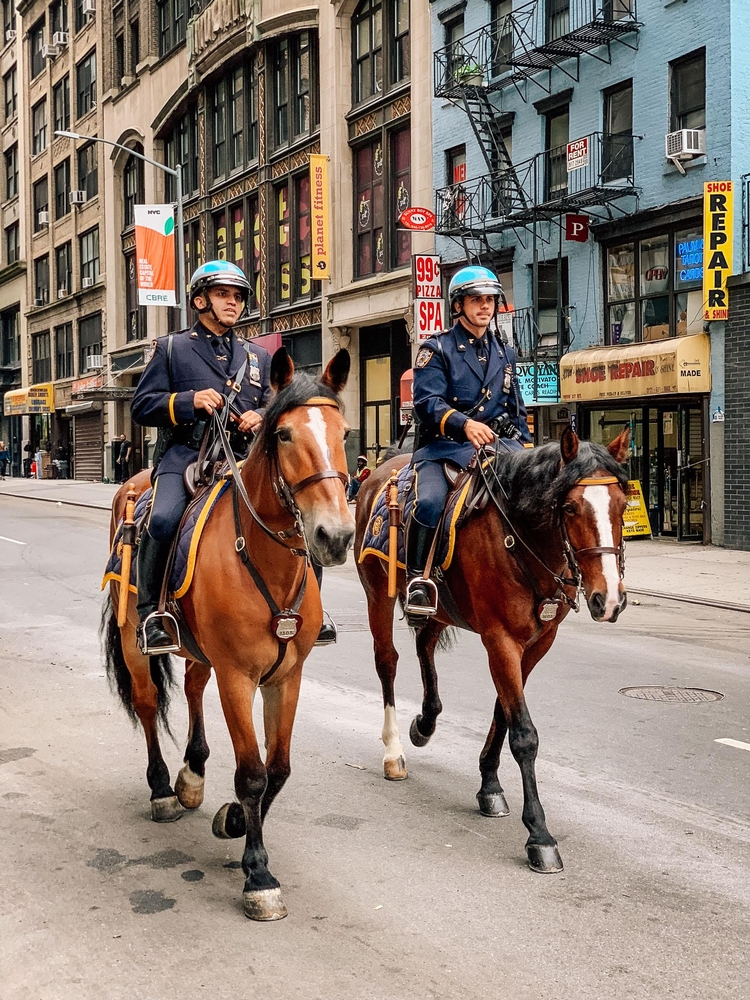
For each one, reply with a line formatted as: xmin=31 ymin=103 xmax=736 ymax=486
xmin=382 ymin=704 xmax=404 ymax=762
xmin=305 ymin=406 xmax=331 ymax=466
xmin=583 ymin=484 xmax=621 ymax=618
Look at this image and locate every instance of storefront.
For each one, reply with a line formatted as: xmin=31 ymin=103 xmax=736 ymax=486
xmin=3 ymin=384 xmax=55 ymax=477
xmin=359 ymin=320 xmax=411 ymax=465
xmin=561 ymin=334 xmax=711 ymax=541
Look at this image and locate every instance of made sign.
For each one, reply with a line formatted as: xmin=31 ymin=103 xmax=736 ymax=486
xmin=399 ymin=207 xmax=436 ymax=231
xmin=567 ymin=137 xmax=589 ymax=172
xmin=703 ymin=181 xmax=733 ymax=321
xmin=412 ymin=254 xmax=441 ymax=298
xmin=414 ymin=299 xmax=446 ymax=342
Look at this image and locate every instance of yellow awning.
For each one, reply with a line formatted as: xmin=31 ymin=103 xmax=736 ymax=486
xmin=560 ymin=334 xmax=711 ymax=402
xmin=3 ymin=383 xmax=55 ymax=416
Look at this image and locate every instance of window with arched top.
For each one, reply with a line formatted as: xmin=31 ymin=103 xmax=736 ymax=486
xmin=352 ymin=0 xmax=409 ymax=107
xmin=123 ymin=145 xmax=144 ymax=229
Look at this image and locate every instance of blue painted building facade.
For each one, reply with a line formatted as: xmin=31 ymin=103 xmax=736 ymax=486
xmin=429 ymin=0 xmax=750 ymax=543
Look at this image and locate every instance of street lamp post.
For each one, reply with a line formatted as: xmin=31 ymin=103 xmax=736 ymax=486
xmin=54 ymin=131 xmax=188 ymax=330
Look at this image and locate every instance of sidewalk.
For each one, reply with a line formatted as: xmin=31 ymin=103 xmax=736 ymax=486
xmin=2 ymin=477 xmax=749 ymax=609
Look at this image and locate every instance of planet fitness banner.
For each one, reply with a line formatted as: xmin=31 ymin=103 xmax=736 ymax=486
xmin=135 ymin=204 xmax=176 ymax=306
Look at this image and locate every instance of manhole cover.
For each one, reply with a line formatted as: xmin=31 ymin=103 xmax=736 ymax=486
xmin=619 ymin=686 xmax=724 ymax=703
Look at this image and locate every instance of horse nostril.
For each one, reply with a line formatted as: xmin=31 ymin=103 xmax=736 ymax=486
xmin=589 ymin=592 xmax=606 ymax=618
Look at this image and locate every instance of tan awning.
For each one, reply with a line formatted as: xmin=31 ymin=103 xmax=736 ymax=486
xmin=560 ymin=334 xmax=710 ymax=402
xmin=3 ymin=383 xmax=55 ymax=416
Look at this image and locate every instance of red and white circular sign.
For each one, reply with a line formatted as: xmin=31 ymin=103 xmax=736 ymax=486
xmin=398 ymin=207 xmax=437 ymax=231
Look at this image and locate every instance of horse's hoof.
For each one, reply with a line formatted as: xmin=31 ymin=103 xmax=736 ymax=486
xmin=383 ymin=756 xmax=408 ymax=781
xmin=175 ymin=764 xmax=205 ymax=809
xmin=526 ymin=843 xmax=564 ymax=873
xmin=476 ymin=790 xmax=510 ymax=817
xmin=150 ymin=795 xmax=183 ymax=823
xmin=243 ymin=887 xmax=288 ymax=921
xmin=409 ymin=717 xmax=431 ymax=748
xmin=212 ymin=802 xmax=246 ymax=839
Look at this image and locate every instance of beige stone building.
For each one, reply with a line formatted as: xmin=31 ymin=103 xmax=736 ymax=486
xmin=8 ymin=0 xmax=432 ymax=478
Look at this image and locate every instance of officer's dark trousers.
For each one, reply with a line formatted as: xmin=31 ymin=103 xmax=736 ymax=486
xmin=147 ymin=472 xmax=191 ymax=541
xmin=412 ymin=460 xmax=451 ymax=529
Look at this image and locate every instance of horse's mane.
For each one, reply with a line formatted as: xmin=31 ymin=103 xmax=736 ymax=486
xmin=256 ymin=373 xmax=341 ymax=456
xmin=497 ymin=440 xmax=629 ymax=532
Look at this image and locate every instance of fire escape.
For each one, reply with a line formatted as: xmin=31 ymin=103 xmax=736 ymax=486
xmin=433 ymin=0 xmax=642 ymax=379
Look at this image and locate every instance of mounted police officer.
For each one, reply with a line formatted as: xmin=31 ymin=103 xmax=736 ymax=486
xmin=131 ymin=259 xmax=272 ymax=654
xmin=405 ymin=265 xmax=532 ymax=622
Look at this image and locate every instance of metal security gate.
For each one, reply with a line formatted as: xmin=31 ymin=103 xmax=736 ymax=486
xmin=73 ymin=411 xmax=103 ymax=481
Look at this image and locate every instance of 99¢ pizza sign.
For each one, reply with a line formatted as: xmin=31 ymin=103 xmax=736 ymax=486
xmin=413 ymin=254 xmax=446 ymax=342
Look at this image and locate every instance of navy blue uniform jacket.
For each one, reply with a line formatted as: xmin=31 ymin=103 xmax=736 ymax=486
xmin=412 ymin=320 xmax=531 ymax=467
xmin=131 ymin=323 xmax=272 ymax=477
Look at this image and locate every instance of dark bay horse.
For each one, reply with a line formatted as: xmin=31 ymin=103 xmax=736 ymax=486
xmin=103 ymin=349 xmax=354 ymax=920
xmin=355 ymin=426 xmax=630 ymax=873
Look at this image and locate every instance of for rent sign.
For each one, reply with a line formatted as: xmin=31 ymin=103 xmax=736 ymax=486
xmin=566 ymin=137 xmax=589 ymax=172
xmin=703 ymin=181 xmax=733 ymax=321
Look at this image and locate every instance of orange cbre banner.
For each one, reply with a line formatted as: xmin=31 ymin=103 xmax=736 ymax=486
xmin=134 ymin=205 xmax=177 ymax=307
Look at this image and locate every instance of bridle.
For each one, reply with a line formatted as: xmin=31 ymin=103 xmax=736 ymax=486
xmin=561 ymin=475 xmax=626 ymax=587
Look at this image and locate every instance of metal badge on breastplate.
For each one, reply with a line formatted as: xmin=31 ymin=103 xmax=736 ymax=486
xmin=272 ymin=611 xmax=303 ymax=643
xmin=538 ymin=600 xmax=560 ymax=622
xmin=503 ymin=365 xmax=513 ymax=393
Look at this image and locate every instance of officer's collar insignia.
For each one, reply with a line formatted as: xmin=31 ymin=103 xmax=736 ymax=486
xmin=190 ymin=331 xmax=199 ymax=339
xmin=457 ymin=344 xmax=466 ymax=351
xmin=415 ymin=347 xmax=433 ymax=368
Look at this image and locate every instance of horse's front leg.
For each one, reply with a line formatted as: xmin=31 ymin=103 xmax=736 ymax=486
xmin=482 ymin=629 xmax=563 ymax=873
xmin=175 ymin=659 xmax=212 ymax=810
xmin=260 ymin=666 xmax=302 ymax=820
xmin=367 ymin=586 xmax=406 ymax=780
xmin=214 ymin=669 xmax=287 ymax=920
xmin=476 ymin=697 xmax=510 ymax=817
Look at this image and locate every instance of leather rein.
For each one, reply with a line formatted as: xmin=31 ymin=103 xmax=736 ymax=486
xmin=212 ymin=395 xmax=347 ymax=683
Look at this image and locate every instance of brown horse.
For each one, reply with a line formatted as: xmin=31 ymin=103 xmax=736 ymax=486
xmin=102 ymin=348 xmax=354 ymax=920
xmin=355 ymin=426 xmax=630 ymax=873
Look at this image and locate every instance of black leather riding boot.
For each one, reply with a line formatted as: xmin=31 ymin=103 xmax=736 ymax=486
xmin=405 ymin=517 xmax=439 ymax=619
xmin=136 ymin=529 xmax=174 ymax=652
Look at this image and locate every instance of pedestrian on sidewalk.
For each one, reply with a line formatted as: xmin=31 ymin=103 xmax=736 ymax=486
xmin=115 ymin=434 xmax=132 ymax=483
xmin=0 ymin=441 xmax=9 ymax=480
xmin=347 ymin=455 xmax=371 ymax=502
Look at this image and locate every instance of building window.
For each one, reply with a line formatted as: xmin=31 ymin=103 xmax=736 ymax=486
xmin=123 ymin=146 xmax=143 ymax=228
xmin=5 ymin=143 xmax=17 ymax=200
xmin=77 ymin=141 xmax=97 ymax=198
xmin=212 ymin=76 xmax=227 ymax=179
xmin=53 ymin=75 xmax=70 ymax=133
xmin=79 ymin=226 xmax=99 ymax=284
xmin=115 ymin=33 xmax=125 ymax=87
xmin=276 ymin=182 xmax=290 ymax=302
xmin=4 ymin=66 xmax=17 ymax=120
xmin=74 ymin=0 xmax=89 ymax=34
xmin=33 ymin=176 xmax=49 ymax=232
xmin=212 ymin=208 xmax=227 ymax=259
xmin=249 ymin=196 xmax=260 ymax=310
xmin=2 ymin=0 xmax=17 ymax=41
xmin=55 ymin=323 xmax=74 ymax=379
xmin=157 ymin=0 xmax=186 ymax=58
xmin=32 ymin=98 xmax=47 ymax=155
xmin=76 ymin=50 xmax=96 ymax=118
xmin=353 ymin=0 xmax=411 ymax=104
xmin=272 ymin=33 xmax=319 ymax=150
xmin=671 ymin=49 xmax=706 ymax=132
xmin=544 ymin=105 xmax=569 ymax=201
xmin=248 ymin=55 xmax=259 ymax=162
xmin=32 ymin=331 xmax=52 ymax=383
xmin=164 ymin=104 xmax=199 ymax=199
xmin=391 ymin=0 xmax=410 ymax=85
xmin=490 ymin=1 xmax=513 ymax=77
xmin=30 ymin=18 xmax=45 ymax=80
xmin=296 ymin=175 xmax=311 ymax=300
xmin=603 ymin=81 xmax=633 ymax=182
xmin=50 ymin=0 xmax=68 ymax=36
xmin=444 ymin=144 xmax=467 ymax=226
xmin=54 ymin=158 xmax=70 ymax=218
xmin=546 ymin=0 xmax=570 ymax=43
xmin=34 ymin=254 xmax=50 ymax=305
xmin=230 ymin=201 xmax=244 ymax=272
xmin=56 ymin=241 xmax=72 ymax=296
xmin=125 ymin=251 xmax=146 ymax=341
xmin=130 ymin=20 xmax=140 ymax=75
xmin=1 ymin=306 xmax=20 ymax=367
xmin=354 ymin=125 xmax=410 ymax=278
xmin=230 ymin=67 xmax=244 ymax=170
xmin=605 ymin=227 xmax=705 ymax=345
xmin=274 ymin=40 xmax=289 ymax=147
xmin=5 ymin=221 xmax=19 ymax=263
xmin=294 ymin=32 xmax=311 ymax=137
xmin=443 ymin=15 xmax=464 ymax=90
xmin=79 ymin=312 xmax=102 ymax=372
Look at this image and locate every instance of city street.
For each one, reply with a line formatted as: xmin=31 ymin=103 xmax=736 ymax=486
xmin=1 ymin=494 xmax=749 ymax=1000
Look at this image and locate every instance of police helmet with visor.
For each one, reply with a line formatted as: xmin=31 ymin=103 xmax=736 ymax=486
xmin=448 ymin=265 xmax=504 ymax=314
xmin=189 ymin=260 xmax=252 ymax=315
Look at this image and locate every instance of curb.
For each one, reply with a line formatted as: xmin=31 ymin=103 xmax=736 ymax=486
xmin=0 ymin=490 xmax=112 ymax=511
xmin=628 ymin=588 xmax=750 ymax=616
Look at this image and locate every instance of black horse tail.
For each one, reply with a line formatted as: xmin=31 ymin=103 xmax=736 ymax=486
xmin=100 ymin=595 xmax=174 ymax=735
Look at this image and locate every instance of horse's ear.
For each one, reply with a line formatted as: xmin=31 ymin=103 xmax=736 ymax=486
xmin=608 ymin=425 xmax=632 ymax=464
xmin=560 ymin=425 xmax=579 ymax=465
xmin=321 ymin=348 xmax=350 ymax=394
xmin=270 ymin=347 xmax=295 ymax=392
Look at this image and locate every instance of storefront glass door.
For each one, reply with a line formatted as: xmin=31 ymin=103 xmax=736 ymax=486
xmin=363 ymin=355 xmax=391 ymax=465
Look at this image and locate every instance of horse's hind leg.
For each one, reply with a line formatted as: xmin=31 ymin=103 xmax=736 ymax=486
xmin=366 ymin=582 xmax=406 ymax=781
xmin=175 ymin=659 xmax=212 ymax=809
xmin=409 ymin=620 xmax=444 ymax=747
xmin=476 ymin=698 xmax=510 ymax=817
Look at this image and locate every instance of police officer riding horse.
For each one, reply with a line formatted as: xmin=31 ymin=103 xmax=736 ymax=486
xmin=405 ymin=266 xmax=532 ymax=623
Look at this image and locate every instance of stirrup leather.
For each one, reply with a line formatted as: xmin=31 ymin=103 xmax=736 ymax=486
xmin=137 ymin=610 xmax=181 ymax=655
xmin=405 ymin=577 xmax=439 ymax=616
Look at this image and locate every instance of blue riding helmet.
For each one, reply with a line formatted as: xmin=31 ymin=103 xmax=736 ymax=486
xmin=188 ymin=260 xmax=251 ymax=307
xmin=448 ymin=265 xmax=504 ymax=311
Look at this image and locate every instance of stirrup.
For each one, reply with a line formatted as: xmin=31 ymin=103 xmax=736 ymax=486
xmin=137 ymin=610 xmax=181 ymax=655
xmin=405 ymin=577 xmax=439 ymax=616
xmin=314 ymin=611 xmax=337 ymax=647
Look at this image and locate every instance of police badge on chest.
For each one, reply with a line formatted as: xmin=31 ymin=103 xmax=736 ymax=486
xmin=503 ymin=365 xmax=513 ymax=393
xmin=247 ymin=352 xmax=261 ymax=384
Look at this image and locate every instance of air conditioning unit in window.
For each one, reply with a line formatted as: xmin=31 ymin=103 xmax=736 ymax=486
xmin=57 ymin=287 xmax=68 ymax=299
xmin=86 ymin=354 xmax=103 ymax=370
xmin=82 ymin=0 xmax=96 ymax=15
xmin=38 ymin=210 xmax=50 ymax=225
xmin=4 ymin=29 xmax=16 ymax=43
xmin=82 ymin=276 xmax=95 ymax=288
xmin=52 ymin=31 xmax=69 ymax=47
xmin=665 ymin=128 xmax=706 ymax=161
xmin=69 ymin=190 xmax=87 ymax=205
xmin=33 ymin=297 xmax=46 ymax=307
xmin=42 ymin=43 xmax=60 ymax=60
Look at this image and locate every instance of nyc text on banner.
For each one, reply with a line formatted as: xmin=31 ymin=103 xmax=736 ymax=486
xmin=309 ymin=154 xmax=331 ymax=279
xmin=703 ymin=182 xmax=733 ymax=321
xmin=135 ymin=205 xmax=176 ymax=307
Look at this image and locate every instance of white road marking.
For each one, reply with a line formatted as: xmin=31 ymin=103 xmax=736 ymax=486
xmin=0 ymin=535 xmax=26 ymax=545
xmin=306 ymin=406 xmax=331 ymax=466
xmin=715 ymin=738 xmax=750 ymax=753
xmin=582 ymin=485 xmax=620 ymax=616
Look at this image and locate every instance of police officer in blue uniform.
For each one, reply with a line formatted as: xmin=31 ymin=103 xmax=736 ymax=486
xmin=131 ymin=260 xmax=272 ymax=653
xmin=406 ymin=265 xmax=532 ymax=620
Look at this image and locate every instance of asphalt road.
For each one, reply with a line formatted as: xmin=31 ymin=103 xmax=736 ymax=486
xmin=0 ymin=496 xmax=748 ymax=1000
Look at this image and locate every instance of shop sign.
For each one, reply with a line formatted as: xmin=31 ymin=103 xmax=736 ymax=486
xmin=399 ymin=207 xmax=437 ymax=231
xmin=414 ymin=299 xmax=446 ymax=342
xmin=3 ymin=383 xmax=54 ymax=416
xmin=565 ymin=214 xmax=589 ymax=242
xmin=135 ymin=205 xmax=176 ymax=306
xmin=566 ymin=137 xmax=589 ymax=172
xmin=703 ymin=181 xmax=733 ymax=321
xmin=623 ymin=480 xmax=652 ymax=538
xmin=517 ymin=362 xmax=560 ymax=405
xmin=412 ymin=254 xmax=441 ymax=298
xmin=675 ymin=236 xmax=704 ymax=287
xmin=309 ymin=154 xmax=331 ymax=279
xmin=72 ymin=374 xmax=103 ymax=395
xmin=560 ymin=334 xmax=711 ymax=401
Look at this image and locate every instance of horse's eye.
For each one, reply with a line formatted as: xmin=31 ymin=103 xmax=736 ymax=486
xmin=562 ymin=502 xmax=577 ymax=516
xmin=276 ymin=427 xmax=293 ymax=443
